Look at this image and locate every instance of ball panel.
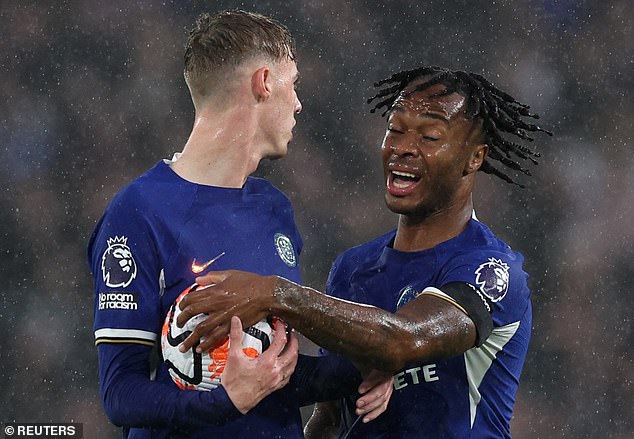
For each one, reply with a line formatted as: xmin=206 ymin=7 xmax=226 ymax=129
xmin=160 ymin=283 xmax=275 ymax=391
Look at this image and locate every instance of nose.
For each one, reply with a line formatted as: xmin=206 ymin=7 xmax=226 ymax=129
xmin=295 ymin=95 xmax=302 ymax=114
xmin=386 ymin=136 xmax=419 ymax=158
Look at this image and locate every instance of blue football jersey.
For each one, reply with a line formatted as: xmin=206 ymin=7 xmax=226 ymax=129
xmin=327 ymin=219 xmax=531 ymax=438
xmin=88 ymin=159 xmax=306 ymax=438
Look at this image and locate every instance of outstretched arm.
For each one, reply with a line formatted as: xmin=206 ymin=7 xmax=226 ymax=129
xmin=177 ymin=271 xmax=477 ymax=372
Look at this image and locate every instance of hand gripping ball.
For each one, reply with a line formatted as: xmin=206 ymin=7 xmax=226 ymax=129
xmin=161 ymin=283 xmax=278 ymax=391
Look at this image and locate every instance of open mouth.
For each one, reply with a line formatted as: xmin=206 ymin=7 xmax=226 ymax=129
xmin=387 ymin=170 xmax=422 ymax=196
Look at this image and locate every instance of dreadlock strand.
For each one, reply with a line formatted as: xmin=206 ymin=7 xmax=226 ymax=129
xmin=494 ymin=136 xmax=540 ymax=165
xmin=411 ymin=71 xmax=453 ymax=95
xmin=487 ymin=146 xmax=532 ymax=176
xmin=494 ymin=99 xmax=549 ymax=134
xmin=482 ymin=99 xmax=537 ymax=142
xmin=373 ymin=66 xmax=432 ymax=88
xmin=480 ymin=160 xmax=525 ymax=188
xmin=367 ymin=83 xmax=405 ymax=104
xmin=369 ymin=95 xmax=399 ymax=116
xmin=471 ymin=72 xmax=527 ymax=108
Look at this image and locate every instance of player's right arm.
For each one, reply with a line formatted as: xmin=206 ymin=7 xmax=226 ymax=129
xmin=88 ymin=192 xmax=296 ymax=428
xmin=177 ymin=258 xmax=484 ymax=373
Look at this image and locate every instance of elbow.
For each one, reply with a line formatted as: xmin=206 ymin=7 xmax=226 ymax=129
xmin=105 ymin=413 xmax=125 ymax=428
xmin=101 ymin=384 xmax=128 ymax=427
xmin=102 ymin=393 xmax=124 ymax=427
xmin=375 ymin=346 xmax=415 ymax=372
xmin=367 ymin=326 xmax=428 ymax=372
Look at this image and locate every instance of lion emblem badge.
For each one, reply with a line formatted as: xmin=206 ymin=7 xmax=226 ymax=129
xmin=101 ymin=236 xmax=137 ymax=288
xmin=474 ymin=258 xmax=510 ymax=302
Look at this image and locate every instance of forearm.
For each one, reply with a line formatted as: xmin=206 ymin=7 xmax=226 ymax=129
xmin=270 ymin=278 xmax=427 ymax=371
xmin=104 ymin=373 xmax=240 ymax=428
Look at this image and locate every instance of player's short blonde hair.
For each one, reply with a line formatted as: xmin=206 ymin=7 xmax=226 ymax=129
xmin=184 ymin=10 xmax=296 ymax=98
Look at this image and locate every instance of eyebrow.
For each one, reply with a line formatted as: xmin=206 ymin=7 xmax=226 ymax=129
xmin=392 ymin=104 xmax=450 ymax=123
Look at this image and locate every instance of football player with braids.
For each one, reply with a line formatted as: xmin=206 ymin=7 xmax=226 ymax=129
xmin=177 ymin=65 xmax=552 ymax=438
xmin=87 ymin=10 xmax=391 ymax=439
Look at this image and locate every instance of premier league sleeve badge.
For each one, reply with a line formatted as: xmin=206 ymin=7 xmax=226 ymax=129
xmin=101 ymin=236 xmax=138 ymax=288
xmin=474 ymin=258 xmax=510 ymax=302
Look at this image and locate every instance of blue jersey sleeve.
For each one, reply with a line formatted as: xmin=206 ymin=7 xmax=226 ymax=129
xmin=434 ymin=249 xmax=530 ymax=327
xmin=98 ymin=343 xmax=241 ymax=428
xmin=88 ymin=191 xmax=162 ymax=345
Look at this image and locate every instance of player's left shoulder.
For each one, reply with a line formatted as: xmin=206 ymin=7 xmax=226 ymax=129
xmin=463 ymin=219 xmax=526 ymax=265
xmin=247 ymin=177 xmax=296 ymax=208
xmin=438 ymin=220 xmax=529 ymax=304
xmin=246 ymin=176 xmax=284 ymax=196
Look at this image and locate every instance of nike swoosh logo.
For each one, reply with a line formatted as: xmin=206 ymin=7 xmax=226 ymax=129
xmin=191 ymin=251 xmax=226 ymax=274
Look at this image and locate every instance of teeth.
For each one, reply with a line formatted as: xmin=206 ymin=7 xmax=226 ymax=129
xmin=392 ymin=171 xmax=417 ymax=179
xmin=393 ymin=180 xmax=412 ymax=189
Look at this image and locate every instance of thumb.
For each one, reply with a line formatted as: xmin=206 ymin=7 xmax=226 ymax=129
xmin=196 ymin=270 xmax=229 ymax=286
xmin=358 ymin=369 xmax=384 ymax=394
xmin=228 ymin=316 xmax=244 ymax=355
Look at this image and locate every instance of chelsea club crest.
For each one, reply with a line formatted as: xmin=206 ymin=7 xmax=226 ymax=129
xmin=274 ymin=233 xmax=296 ymax=267
xmin=474 ymin=258 xmax=510 ymax=302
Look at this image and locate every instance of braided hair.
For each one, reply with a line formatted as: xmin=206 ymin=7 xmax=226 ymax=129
xmin=367 ymin=66 xmax=552 ymax=187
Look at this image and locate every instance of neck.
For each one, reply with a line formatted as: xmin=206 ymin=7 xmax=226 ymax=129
xmin=393 ymin=194 xmax=474 ymax=252
xmin=170 ymin=105 xmax=262 ymax=188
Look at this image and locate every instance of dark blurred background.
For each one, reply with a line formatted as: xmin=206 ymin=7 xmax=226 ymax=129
xmin=1 ymin=0 xmax=631 ymax=437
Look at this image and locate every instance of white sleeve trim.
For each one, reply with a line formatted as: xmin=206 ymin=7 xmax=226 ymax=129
xmin=421 ymin=286 xmax=456 ymax=302
xmin=94 ymin=328 xmax=158 ymax=341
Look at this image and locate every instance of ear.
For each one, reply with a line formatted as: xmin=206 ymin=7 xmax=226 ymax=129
xmin=464 ymin=144 xmax=488 ymax=175
xmin=251 ymin=66 xmax=271 ymax=102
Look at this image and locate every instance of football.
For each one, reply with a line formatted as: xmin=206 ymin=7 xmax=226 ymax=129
xmin=161 ymin=283 xmax=276 ymax=391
